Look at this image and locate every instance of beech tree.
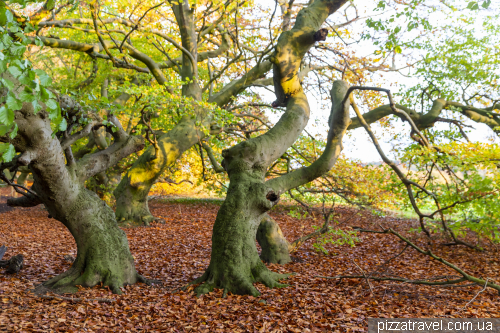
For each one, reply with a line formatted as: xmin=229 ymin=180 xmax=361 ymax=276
xmin=2 ymin=0 xmax=499 ymax=296
xmin=0 ymin=1 xmax=157 ymax=293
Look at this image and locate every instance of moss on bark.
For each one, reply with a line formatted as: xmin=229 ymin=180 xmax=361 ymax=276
xmin=39 ymin=189 xmax=141 ymax=294
xmin=114 ymin=117 xmax=204 ymax=226
xmin=193 ymin=177 xmax=289 ymax=296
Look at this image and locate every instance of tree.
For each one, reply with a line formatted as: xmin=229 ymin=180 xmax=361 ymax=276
xmin=187 ymin=0 xmax=354 ymax=296
xmin=0 ymin=3 xmax=153 ymax=293
xmin=3 ymin=0 xmax=499 ymax=297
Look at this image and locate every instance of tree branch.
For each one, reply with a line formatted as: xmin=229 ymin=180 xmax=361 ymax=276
xmin=267 ymin=80 xmax=351 ymax=193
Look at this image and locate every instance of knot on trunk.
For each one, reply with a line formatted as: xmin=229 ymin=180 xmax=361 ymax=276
xmin=266 ymin=191 xmax=279 ymax=202
xmin=313 ymin=29 xmax=329 ymax=42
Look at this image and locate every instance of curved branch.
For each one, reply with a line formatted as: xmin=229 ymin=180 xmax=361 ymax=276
xmin=7 ymin=192 xmax=42 ymax=207
xmin=200 ymin=142 xmax=224 ymax=173
xmin=267 ymin=80 xmax=351 ymax=193
xmin=209 ymin=60 xmax=273 ymax=107
xmin=73 ymin=56 xmax=98 ymax=90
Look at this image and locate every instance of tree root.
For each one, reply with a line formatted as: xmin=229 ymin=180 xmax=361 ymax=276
xmin=190 ymin=263 xmax=290 ymax=297
xmin=137 ymin=274 xmax=163 ymax=286
xmin=34 ymin=264 xmax=142 ymax=295
xmin=118 ymin=214 xmax=158 ymax=227
xmin=37 ymin=295 xmax=116 ymax=303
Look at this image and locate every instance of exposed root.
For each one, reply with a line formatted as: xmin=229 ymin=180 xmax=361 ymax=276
xmin=137 ymin=274 xmax=163 ymax=286
xmin=30 ymin=285 xmax=115 ymax=302
xmin=34 ymin=263 xmax=139 ymax=295
xmin=118 ymin=214 xmax=156 ymax=227
xmin=38 ymin=295 xmax=115 ymax=303
xmin=192 ymin=264 xmax=290 ymax=297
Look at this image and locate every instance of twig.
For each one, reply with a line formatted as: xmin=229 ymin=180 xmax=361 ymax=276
xmin=38 ymin=295 xmax=115 ymax=303
xmin=0 ymin=170 xmax=40 ymax=199
xmin=460 ymin=279 xmax=489 ymax=312
xmin=352 ymin=227 xmax=500 ymax=293
xmin=351 ymin=259 xmax=374 ymax=295
xmin=317 ymin=274 xmax=467 ymax=286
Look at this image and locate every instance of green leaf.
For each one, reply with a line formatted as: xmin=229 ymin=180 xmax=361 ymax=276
xmin=2 ymin=144 xmax=15 ymax=162
xmin=35 ymin=70 xmax=52 ymax=86
xmin=0 ymin=8 xmax=7 ymax=26
xmin=9 ymin=123 xmax=18 ymax=139
xmin=0 ymin=124 xmax=12 ymax=136
xmin=32 ymin=100 xmax=42 ymax=114
xmin=39 ymin=86 xmax=50 ymax=101
xmin=58 ymin=118 xmax=67 ymax=131
xmin=46 ymin=0 xmax=55 ymax=10
xmin=0 ymin=106 xmax=15 ymax=125
xmin=5 ymin=9 xmax=13 ymax=23
xmin=467 ymin=1 xmax=479 ymax=9
xmin=7 ymin=66 xmax=22 ymax=78
xmin=19 ymin=89 xmax=35 ymax=103
xmin=1 ymin=34 xmax=11 ymax=47
xmin=34 ymin=37 xmax=43 ymax=47
xmin=48 ymin=107 xmax=60 ymax=120
xmin=482 ymin=0 xmax=491 ymax=8
xmin=6 ymin=94 xmax=23 ymax=111
xmin=0 ymin=143 xmax=9 ymax=155
xmin=45 ymin=99 xmax=58 ymax=111
xmin=394 ymin=46 xmax=402 ymax=54
xmin=10 ymin=44 xmax=26 ymax=57
xmin=1 ymin=77 xmax=14 ymax=90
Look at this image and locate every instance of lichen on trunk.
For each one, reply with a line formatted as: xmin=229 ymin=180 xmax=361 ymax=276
xmin=193 ymin=176 xmax=289 ymax=296
xmin=38 ymin=189 xmax=140 ymax=294
xmin=114 ymin=116 xmax=206 ymax=226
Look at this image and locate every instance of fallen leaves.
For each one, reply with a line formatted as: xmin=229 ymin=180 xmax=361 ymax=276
xmin=0 ymin=191 xmax=499 ymax=332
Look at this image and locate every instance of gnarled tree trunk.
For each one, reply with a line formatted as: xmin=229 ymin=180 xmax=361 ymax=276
xmin=114 ymin=116 xmax=205 ymax=226
xmin=191 ymin=0 xmax=350 ymax=296
xmin=7 ymin=92 xmax=146 ymax=294
xmin=37 ymin=190 xmax=138 ymax=294
xmin=193 ymin=178 xmax=288 ymax=296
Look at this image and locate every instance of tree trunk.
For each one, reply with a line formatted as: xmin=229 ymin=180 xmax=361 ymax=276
xmin=193 ymin=177 xmax=289 ymax=296
xmin=114 ymin=116 xmax=204 ymax=226
xmin=37 ymin=189 xmax=139 ymax=294
xmin=7 ymin=94 xmax=146 ymax=294
xmin=191 ymin=0 xmax=350 ymax=296
xmin=256 ymin=214 xmax=291 ymax=264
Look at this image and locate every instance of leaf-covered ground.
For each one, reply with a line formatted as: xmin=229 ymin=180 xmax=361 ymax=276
xmin=0 ymin=190 xmax=499 ymax=332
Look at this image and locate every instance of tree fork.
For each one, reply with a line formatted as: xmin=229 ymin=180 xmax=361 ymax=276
xmin=190 ymin=0 xmax=350 ymax=296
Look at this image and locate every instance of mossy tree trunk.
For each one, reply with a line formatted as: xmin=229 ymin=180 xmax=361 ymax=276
xmin=192 ymin=0 xmax=351 ymax=296
xmin=7 ymin=95 xmax=146 ymax=294
xmin=114 ymin=0 xmax=204 ymax=226
xmin=114 ymin=116 xmax=207 ymax=226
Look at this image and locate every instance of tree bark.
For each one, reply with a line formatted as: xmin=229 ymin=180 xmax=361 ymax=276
xmin=114 ymin=116 xmax=205 ymax=226
xmin=191 ymin=0 xmax=350 ymax=296
xmin=256 ymin=214 xmax=291 ymax=264
xmin=192 ymin=176 xmax=289 ymax=296
xmin=35 ymin=189 xmax=138 ymax=294
xmin=6 ymin=94 xmax=145 ymax=294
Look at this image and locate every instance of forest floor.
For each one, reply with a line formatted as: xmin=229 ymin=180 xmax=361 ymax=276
xmin=0 ymin=188 xmax=499 ymax=332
